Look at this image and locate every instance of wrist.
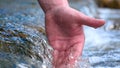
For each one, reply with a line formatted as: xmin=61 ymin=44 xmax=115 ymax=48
xmin=38 ymin=0 xmax=69 ymax=13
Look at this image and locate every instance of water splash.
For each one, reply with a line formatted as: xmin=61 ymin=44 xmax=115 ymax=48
xmin=75 ymin=57 xmax=91 ymax=68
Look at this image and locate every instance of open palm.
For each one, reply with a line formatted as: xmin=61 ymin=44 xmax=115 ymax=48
xmin=45 ymin=6 xmax=105 ymax=68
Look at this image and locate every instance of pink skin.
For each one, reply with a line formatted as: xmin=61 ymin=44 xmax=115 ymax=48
xmin=38 ymin=0 xmax=105 ymax=68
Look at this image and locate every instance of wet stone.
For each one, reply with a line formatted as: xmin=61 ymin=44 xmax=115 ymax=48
xmin=0 ymin=22 xmax=52 ymax=67
xmin=104 ymin=20 xmax=120 ymax=31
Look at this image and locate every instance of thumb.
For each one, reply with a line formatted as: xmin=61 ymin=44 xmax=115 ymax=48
xmin=78 ymin=13 xmax=105 ymax=28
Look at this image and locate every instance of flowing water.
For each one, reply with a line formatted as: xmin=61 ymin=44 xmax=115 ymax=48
xmin=0 ymin=0 xmax=120 ymax=68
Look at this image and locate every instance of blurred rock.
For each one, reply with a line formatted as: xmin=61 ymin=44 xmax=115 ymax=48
xmin=96 ymin=0 xmax=120 ymax=9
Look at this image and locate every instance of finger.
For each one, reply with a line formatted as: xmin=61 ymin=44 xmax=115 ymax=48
xmin=78 ymin=13 xmax=105 ymax=28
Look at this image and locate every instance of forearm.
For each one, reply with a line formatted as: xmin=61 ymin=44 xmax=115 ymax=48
xmin=38 ymin=0 xmax=69 ymax=13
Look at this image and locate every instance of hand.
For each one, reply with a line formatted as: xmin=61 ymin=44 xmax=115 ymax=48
xmin=45 ymin=6 xmax=105 ymax=68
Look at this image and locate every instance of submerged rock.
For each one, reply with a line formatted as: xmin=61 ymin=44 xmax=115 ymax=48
xmin=0 ymin=22 xmax=52 ymax=68
xmin=104 ymin=20 xmax=120 ymax=30
xmin=0 ymin=0 xmax=53 ymax=67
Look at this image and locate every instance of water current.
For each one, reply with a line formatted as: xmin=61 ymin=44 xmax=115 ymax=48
xmin=0 ymin=0 xmax=120 ymax=68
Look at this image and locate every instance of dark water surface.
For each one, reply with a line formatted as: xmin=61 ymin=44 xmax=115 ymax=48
xmin=0 ymin=0 xmax=120 ymax=68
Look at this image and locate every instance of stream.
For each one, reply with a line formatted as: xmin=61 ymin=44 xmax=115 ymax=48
xmin=0 ymin=0 xmax=120 ymax=68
